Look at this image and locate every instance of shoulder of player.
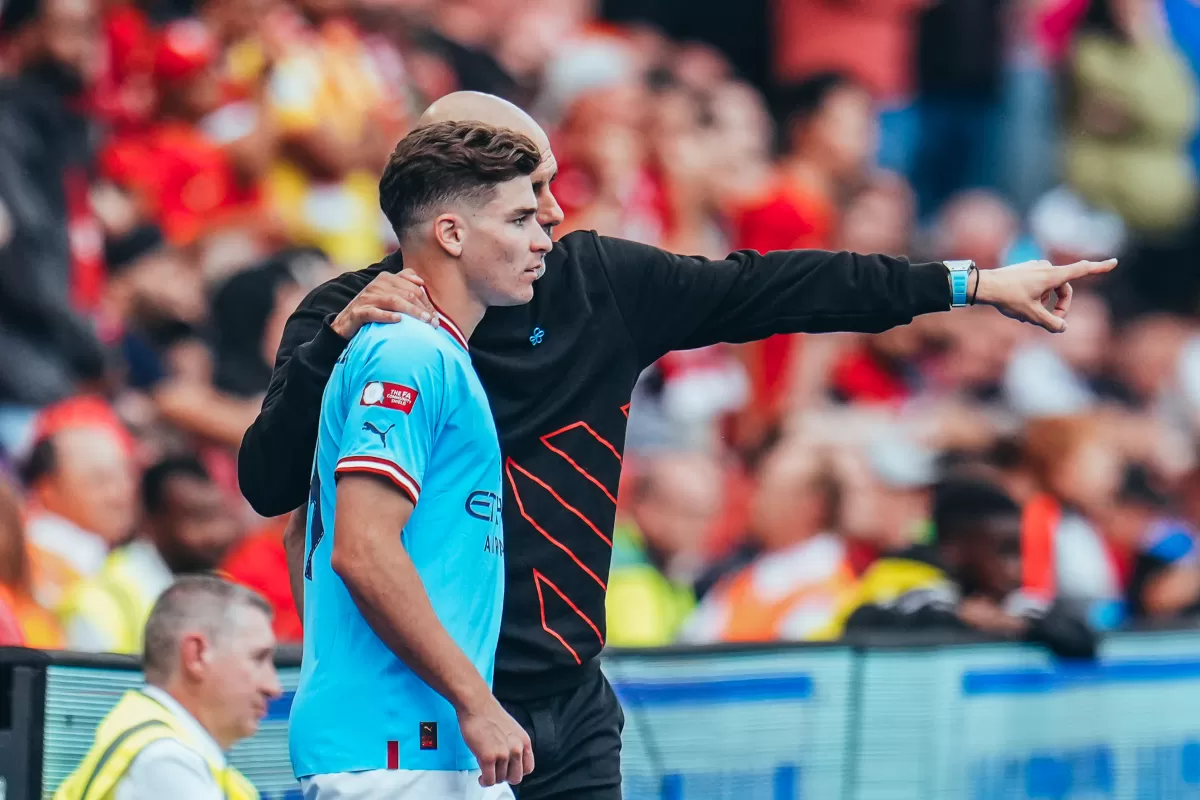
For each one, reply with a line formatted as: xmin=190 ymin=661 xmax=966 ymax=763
xmin=350 ymin=317 xmax=465 ymax=374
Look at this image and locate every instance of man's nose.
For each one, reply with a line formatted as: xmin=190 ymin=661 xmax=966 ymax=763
xmin=532 ymin=223 xmax=553 ymax=253
xmin=537 ymin=190 xmax=564 ymax=230
xmin=264 ymin=667 xmax=283 ymax=699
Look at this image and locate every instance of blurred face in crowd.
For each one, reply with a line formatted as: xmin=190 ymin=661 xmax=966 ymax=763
xmin=119 ymin=249 xmax=208 ymax=326
xmin=15 ymin=0 xmax=100 ymax=95
xmin=752 ymin=445 xmax=835 ymax=551
xmin=935 ymin=191 xmax=1018 ymax=271
xmin=36 ymin=427 xmax=137 ymax=546
xmin=261 ymin=278 xmax=307 ymax=370
xmin=1114 ymin=315 xmax=1187 ymax=402
xmin=632 ymin=455 xmax=723 ymax=559
xmin=941 ymin=308 xmax=1027 ymax=393
xmin=1051 ymin=438 xmax=1123 ymax=515
xmin=150 ymin=473 xmax=242 ymax=574
xmin=839 ymin=174 xmax=913 ymax=255
xmin=709 ymin=81 xmax=772 ymax=163
xmin=189 ymin=604 xmax=281 ymax=749
xmin=950 ymin=512 xmax=1024 ymax=601
xmin=1051 ymin=292 xmax=1111 ymax=376
xmin=792 ymin=83 xmax=877 ymax=182
xmin=868 ymin=324 xmax=923 ymax=363
xmin=562 ymin=87 xmax=648 ymax=196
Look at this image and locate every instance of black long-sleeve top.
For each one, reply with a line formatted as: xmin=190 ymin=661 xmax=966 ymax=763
xmin=238 ymin=230 xmax=952 ymax=698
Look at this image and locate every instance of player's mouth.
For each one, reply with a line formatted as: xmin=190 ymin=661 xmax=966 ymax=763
xmin=526 ymin=262 xmax=546 ymax=280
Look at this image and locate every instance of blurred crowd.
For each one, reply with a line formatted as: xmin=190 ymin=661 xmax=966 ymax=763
xmin=4 ymin=0 xmax=1200 ymax=656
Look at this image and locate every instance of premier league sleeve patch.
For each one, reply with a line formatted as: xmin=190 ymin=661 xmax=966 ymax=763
xmin=360 ymin=381 xmax=419 ymax=414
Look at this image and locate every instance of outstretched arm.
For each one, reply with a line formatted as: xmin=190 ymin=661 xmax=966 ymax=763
xmin=590 ymin=232 xmax=1117 ymax=368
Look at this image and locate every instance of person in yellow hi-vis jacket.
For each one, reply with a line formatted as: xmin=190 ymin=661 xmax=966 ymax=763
xmin=55 ymin=575 xmax=282 ymax=800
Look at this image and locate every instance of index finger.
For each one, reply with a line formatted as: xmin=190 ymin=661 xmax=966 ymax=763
xmin=523 ymin=741 xmax=535 ymax=778
xmin=1058 ymin=258 xmax=1118 ymax=283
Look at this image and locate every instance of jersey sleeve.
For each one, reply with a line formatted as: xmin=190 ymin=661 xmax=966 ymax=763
xmin=334 ymin=330 xmax=444 ymax=505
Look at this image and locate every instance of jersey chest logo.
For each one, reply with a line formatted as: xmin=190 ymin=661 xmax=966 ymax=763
xmin=361 ymin=381 xmax=418 ymax=413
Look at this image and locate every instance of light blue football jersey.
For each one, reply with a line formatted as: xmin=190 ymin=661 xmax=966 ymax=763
xmin=289 ymin=313 xmax=505 ymax=777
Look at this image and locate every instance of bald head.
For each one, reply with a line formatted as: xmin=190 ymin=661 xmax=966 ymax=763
xmin=417 ymin=93 xmax=564 ymax=232
xmin=420 ymin=92 xmax=550 ymax=151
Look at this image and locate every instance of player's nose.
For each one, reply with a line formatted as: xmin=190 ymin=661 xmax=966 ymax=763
xmin=531 ymin=223 xmax=553 ymax=254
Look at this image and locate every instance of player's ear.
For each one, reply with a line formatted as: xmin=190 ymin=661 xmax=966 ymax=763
xmin=434 ymin=214 xmax=465 ymax=258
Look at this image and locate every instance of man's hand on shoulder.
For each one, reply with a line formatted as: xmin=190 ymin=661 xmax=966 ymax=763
xmin=972 ymin=258 xmax=1118 ymax=334
xmin=329 ymin=269 xmax=440 ymax=339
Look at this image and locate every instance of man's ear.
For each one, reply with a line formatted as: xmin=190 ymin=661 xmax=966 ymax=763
xmin=434 ymin=214 xmax=465 ymax=258
xmin=178 ymin=632 xmax=212 ymax=681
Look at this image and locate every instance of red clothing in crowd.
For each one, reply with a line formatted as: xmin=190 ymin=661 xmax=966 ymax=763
xmin=829 ymin=345 xmax=913 ymax=406
xmin=732 ymin=179 xmax=837 ymax=434
xmin=221 ymin=520 xmax=303 ymax=644
xmin=101 ymin=122 xmax=259 ymax=245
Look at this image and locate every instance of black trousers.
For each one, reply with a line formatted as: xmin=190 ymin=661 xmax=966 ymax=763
xmin=499 ymin=666 xmax=624 ymax=800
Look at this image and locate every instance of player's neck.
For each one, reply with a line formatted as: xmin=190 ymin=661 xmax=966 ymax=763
xmin=405 ymin=258 xmax=486 ymax=341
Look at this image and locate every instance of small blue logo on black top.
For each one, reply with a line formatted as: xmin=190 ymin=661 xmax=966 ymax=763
xmin=530 ymin=327 xmax=545 ymax=346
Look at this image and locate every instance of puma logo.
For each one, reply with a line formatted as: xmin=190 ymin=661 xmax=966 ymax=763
xmin=362 ymin=421 xmax=395 ymax=446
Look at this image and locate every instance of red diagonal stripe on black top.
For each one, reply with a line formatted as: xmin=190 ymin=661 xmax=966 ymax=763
xmin=539 ymin=421 xmax=622 ymax=504
xmin=506 ymin=459 xmax=607 ymax=589
xmin=534 ymin=568 xmax=603 ymax=653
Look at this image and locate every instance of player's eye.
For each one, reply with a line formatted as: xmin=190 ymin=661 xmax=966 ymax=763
xmin=514 ymin=216 xmax=527 ymax=227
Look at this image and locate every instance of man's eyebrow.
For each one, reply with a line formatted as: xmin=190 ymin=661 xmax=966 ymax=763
xmin=515 ymin=206 xmax=538 ymax=217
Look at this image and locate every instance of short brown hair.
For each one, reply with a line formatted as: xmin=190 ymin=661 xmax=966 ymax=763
xmin=379 ymin=121 xmax=542 ymax=237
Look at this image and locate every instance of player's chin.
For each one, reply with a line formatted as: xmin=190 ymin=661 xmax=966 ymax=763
xmin=498 ymin=283 xmax=536 ymax=306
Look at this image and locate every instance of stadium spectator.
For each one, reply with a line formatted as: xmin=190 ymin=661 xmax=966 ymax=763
xmin=607 ymin=454 xmax=724 ymax=647
xmin=734 ymin=73 xmax=878 ymax=437
xmin=911 ymin=0 xmax=1010 ymax=217
xmin=60 ymin=454 xmax=241 ymax=653
xmin=735 ymin=72 xmax=875 ymax=255
xmin=1021 ymin=416 xmax=1128 ymax=627
xmin=53 ymin=576 xmax=278 ymax=799
xmin=1064 ymin=0 xmax=1199 ymax=233
xmin=1110 ymin=463 xmax=1200 ymax=620
xmin=261 ymin=0 xmax=403 ymax=269
xmin=1004 ymin=290 xmax=1118 ymax=418
xmin=825 ymin=476 xmax=1097 ymax=659
xmin=681 ymin=443 xmax=856 ymax=644
xmin=772 ymin=0 xmax=925 ymax=109
xmin=837 ymin=170 xmax=915 ymax=256
xmin=836 ymin=437 xmax=937 ymax=576
xmin=0 ymin=0 xmax=110 ymax=446
xmin=99 ymin=18 xmax=268 ymax=247
xmin=22 ymin=424 xmax=138 ymax=610
xmin=0 ymin=477 xmax=59 ymax=646
xmin=926 ymin=190 xmax=1019 ymax=271
xmin=221 ymin=515 xmax=303 ymax=643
